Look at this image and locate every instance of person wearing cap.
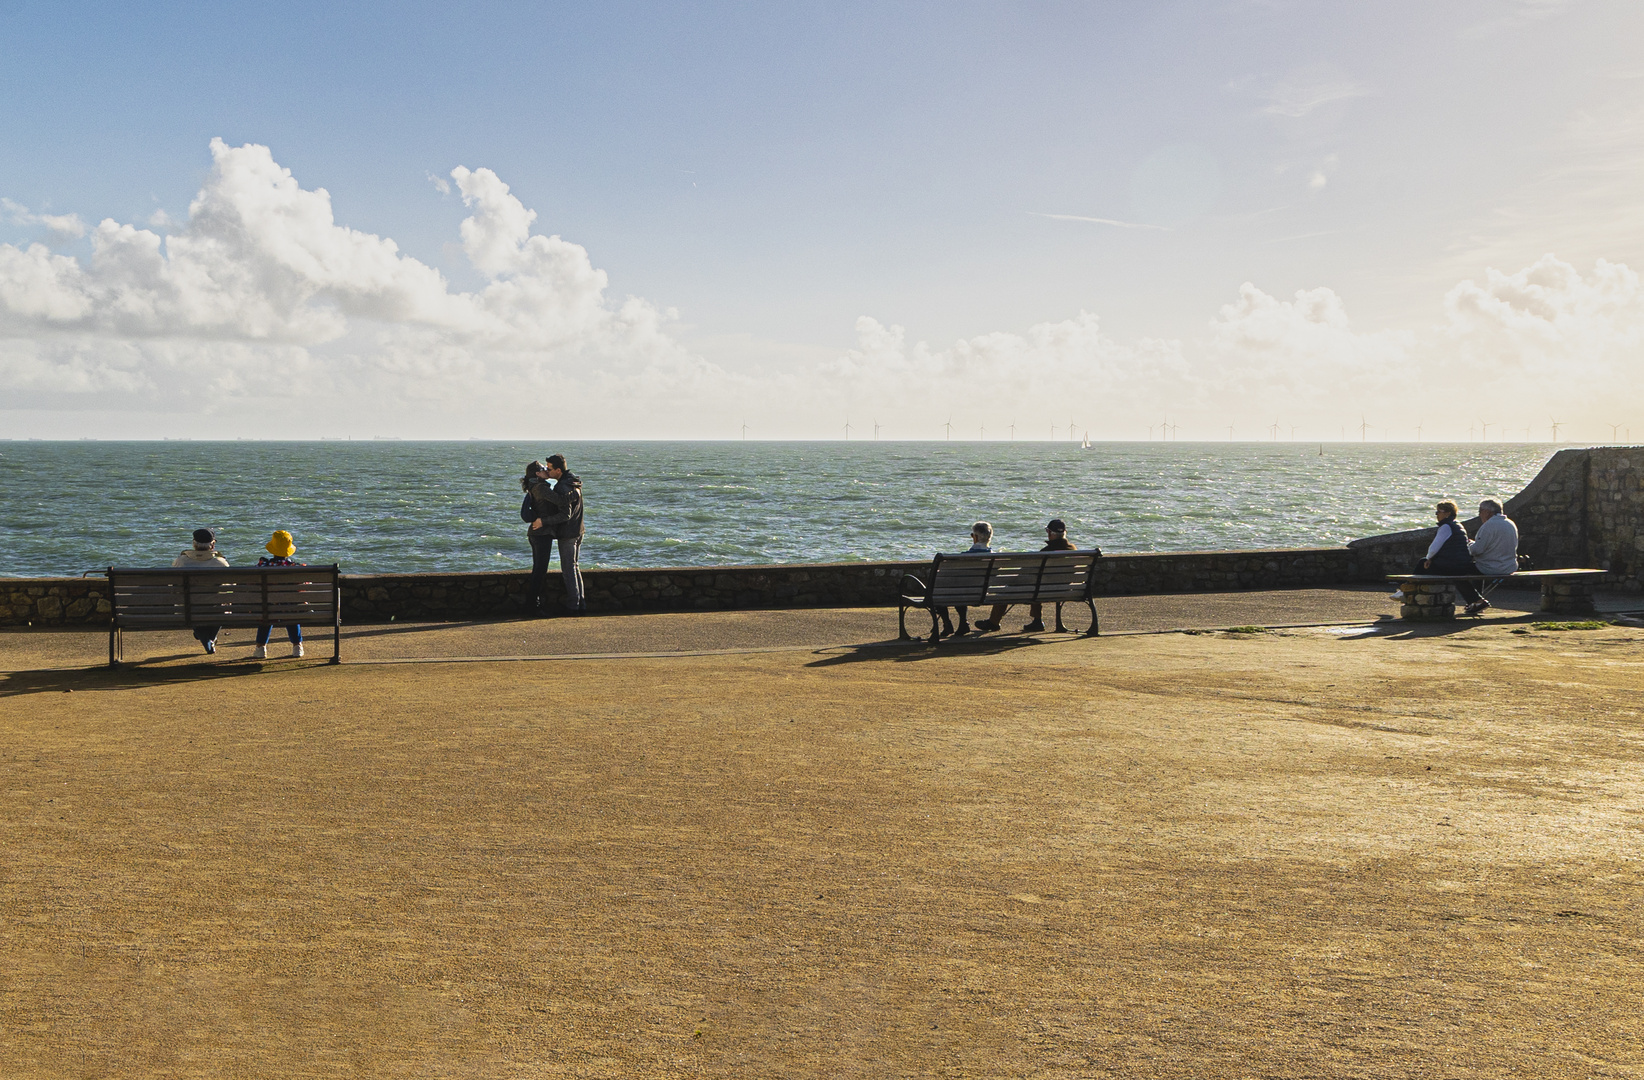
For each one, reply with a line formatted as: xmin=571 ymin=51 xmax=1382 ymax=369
xmin=172 ymin=528 xmax=229 ymax=653
xmin=252 ymin=530 xmax=305 ymax=659
xmin=975 ymin=518 xmax=1079 ymax=633
xmin=527 ymin=453 xmax=586 ymax=615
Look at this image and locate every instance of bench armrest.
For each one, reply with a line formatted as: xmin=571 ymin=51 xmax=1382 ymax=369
xmin=899 ymin=573 xmax=929 ymax=600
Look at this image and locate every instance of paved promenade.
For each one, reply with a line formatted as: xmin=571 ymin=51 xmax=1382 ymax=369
xmin=2 ymin=586 xmax=1641 ymax=1077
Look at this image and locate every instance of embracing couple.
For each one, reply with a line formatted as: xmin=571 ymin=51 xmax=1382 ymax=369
xmin=520 ymin=453 xmax=586 ymax=616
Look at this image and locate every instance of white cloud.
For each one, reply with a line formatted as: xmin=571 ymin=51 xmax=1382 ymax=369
xmin=1241 ymin=65 xmax=1372 ymax=119
xmin=3 ymin=197 xmax=86 ymax=240
xmin=2 ymin=140 xmax=1641 ymax=440
xmin=1029 ymin=212 xmax=1168 ymax=231
xmin=0 ymin=139 xmax=711 ymax=430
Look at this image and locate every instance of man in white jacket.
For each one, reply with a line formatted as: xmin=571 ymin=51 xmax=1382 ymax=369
xmin=172 ymin=528 xmax=228 ymax=653
xmin=1468 ymin=499 xmax=1520 ymax=577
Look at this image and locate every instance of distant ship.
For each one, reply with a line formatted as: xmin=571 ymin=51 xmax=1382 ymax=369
xmin=1080 ymin=431 xmax=1092 ymax=450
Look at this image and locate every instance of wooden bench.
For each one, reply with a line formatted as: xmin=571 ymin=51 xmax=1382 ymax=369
xmin=1386 ymin=568 xmax=1608 ymax=621
xmin=899 ymin=550 xmax=1102 ymax=644
xmin=107 ymin=565 xmax=342 ymax=666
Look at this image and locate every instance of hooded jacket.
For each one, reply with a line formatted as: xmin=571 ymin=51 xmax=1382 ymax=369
xmin=530 ymin=470 xmax=585 ymax=541
xmin=172 ymin=547 xmax=229 ymax=569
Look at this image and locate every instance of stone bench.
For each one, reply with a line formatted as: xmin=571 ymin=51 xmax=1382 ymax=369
xmin=1386 ymin=569 xmax=1609 ymax=621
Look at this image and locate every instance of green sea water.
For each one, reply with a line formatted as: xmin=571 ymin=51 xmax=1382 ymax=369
xmin=0 ymin=440 xmax=1558 ymax=577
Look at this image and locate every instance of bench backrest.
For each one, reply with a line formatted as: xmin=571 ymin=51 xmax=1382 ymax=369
xmin=108 ymin=565 xmax=340 ymax=627
xmin=928 ymin=550 xmax=1099 ymax=606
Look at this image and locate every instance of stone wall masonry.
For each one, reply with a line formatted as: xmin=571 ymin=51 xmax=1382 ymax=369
xmin=3 ymin=547 xmax=1373 ymax=626
xmin=1584 ymin=447 xmax=1642 ymax=591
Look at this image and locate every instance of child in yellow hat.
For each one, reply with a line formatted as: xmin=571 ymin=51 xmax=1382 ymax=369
xmin=254 ymin=530 xmax=305 ymax=659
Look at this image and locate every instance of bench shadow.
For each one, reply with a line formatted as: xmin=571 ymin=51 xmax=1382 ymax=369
xmin=0 ymin=658 xmax=328 ymax=698
xmin=1339 ymin=611 xmax=1541 ymax=641
xmin=807 ymin=633 xmax=1072 ymax=667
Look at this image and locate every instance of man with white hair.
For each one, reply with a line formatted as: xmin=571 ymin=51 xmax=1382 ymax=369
xmin=1464 ymin=498 xmax=1519 ymax=615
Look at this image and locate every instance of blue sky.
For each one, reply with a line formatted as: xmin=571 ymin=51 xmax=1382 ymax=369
xmin=2 ymin=1 xmax=1641 ymax=439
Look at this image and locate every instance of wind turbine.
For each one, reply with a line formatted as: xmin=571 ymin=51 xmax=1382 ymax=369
xmin=1414 ymin=422 xmax=1423 ymax=442
xmin=1070 ymin=418 xmax=1078 ymax=441
xmin=1290 ymin=426 xmax=1299 ymax=440
xmin=979 ymin=423 xmax=985 ymax=441
xmin=1226 ymin=424 xmax=1234 ymax=441
xmin=1480 ymin=420 xmax=1492 ymax=442
xmin=1608 ymin=422 xmax=1622 ymax=441
xmin=1269 ymin=420 xmax=1280 ymax=441
xmin=873 ymin=419 xmax=881 ymax=441
xmin=1359 ymin=416 xmax=1370 ymax=441
xmin=943 ymin=417 xmax=953 ymax=441
xmin=1148 ymin=424 xmax=1156 ymax=440
xmin=1009 ymin=422 xmax=1016 ymax=441
xmin=1468 ymin=422 xmax=1475 ymax=442
xmin=843 ymin=419 xmax=852 ymax=440
xmin=1170 ymin=422 xmax=1179 ymax=440
xmin=1550 ymin=418 xmax=1563 ymax=443
xmin=740 ymin=421 xmax=748 ymax=440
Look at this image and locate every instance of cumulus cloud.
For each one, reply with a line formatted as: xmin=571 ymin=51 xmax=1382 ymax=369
xmin=1 ymin=139 xmax=1641 ymax=439
xmin=0 ymin=138 xmax=712 ymax=427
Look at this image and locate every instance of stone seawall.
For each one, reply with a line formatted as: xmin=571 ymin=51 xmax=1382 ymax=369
xmin=3 ymin=547 xmax=1369 ymax=626
xmin=1348 ymin=446 xmax=1642 ymax=591
xmin=8 ymin=446 xmax=1639 ymax=627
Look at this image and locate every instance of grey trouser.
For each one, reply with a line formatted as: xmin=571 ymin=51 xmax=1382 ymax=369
xmin=558 ymin=536 xmax=584 ymax=610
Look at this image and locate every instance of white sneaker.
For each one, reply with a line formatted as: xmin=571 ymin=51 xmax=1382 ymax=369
xmin=1389 ymin=590 xmax=1405 ymax=600
xmin=252 ymin=645 xmax=267 ymax=659
xmin=291 ymin=643 xmax=304 ymax=658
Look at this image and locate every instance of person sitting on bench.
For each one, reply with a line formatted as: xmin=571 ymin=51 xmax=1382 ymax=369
xmin=1468 ymin=498 xmax=1519 ymax=580
xmin=935 ymin=522 xmax=994 ymax=638
xmin=1392 ymin=500 xmax=1487 ymax=615
xmin=975 ymin=518 xmax=1077 ymax=633
xmin=172 ymin=527 xmax=228 ymax=654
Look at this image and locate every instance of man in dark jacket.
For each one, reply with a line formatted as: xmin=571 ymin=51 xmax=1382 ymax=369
xmin=529 ymin=453 xmax=586 ymax=614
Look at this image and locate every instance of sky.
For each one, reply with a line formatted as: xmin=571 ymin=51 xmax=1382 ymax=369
xmin=1 ymin=0 xmax=1642 ymax=441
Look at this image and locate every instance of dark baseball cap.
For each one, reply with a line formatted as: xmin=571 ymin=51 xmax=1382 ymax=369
xmin=192 ymin=528 xmax=215 ymax=544
xmin=1046 ymin=519 xmax=1067 ymax=532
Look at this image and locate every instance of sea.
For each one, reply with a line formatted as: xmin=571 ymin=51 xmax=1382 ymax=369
xmin=0 ymin=440 xmax=1559 ymax=578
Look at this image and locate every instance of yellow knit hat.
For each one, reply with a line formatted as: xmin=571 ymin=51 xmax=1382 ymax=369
xmin=265 ymin=530 xmax=296 ymax=557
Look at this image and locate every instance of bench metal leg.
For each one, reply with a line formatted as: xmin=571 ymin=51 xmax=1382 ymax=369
xmin=332 ymin=587 xmax=342 ymax=664
xmin=1085 ymin=600 xmax=1100 ymax=637
xmin=898 ymin=603 xmax=911 ymax=641
xmin=109 ymin=623 xmax=118 ymax=668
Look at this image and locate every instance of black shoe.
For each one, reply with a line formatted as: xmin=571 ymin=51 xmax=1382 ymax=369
xmin=1021 ymin=620 xmax=1046 ymax=632
xmin=952 ymin=624 xmax=971 ymax=637
xmin=938 ymin=624 xmax=955 ymax=639
xmin=974 ymin=620 xmax=1000 ymax=632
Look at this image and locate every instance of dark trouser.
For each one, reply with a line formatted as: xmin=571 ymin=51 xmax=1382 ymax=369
xmin=936 ymin=605 xmax=968 ymax=630
xmin=192 ymin=626 xmax=220 ymax=644
xmin=528 ymin=531 xmax=554 ymax=609
xmin=983 ymin=602 xmax=1048 ymax=626
xmin=558 ymin=535 xmax=584 ymax=611
xmin=256 ymin=624 xmax=302 ymax=645
xmin=1417 ymin=558 xmax=1483 ymax=605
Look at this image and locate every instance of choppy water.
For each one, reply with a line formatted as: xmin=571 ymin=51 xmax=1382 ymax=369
xmin=0 ymin=440 xmax=1556 ymax=577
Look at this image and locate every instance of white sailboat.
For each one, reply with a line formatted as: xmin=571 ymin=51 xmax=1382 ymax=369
xmin=1080 ymin=430 xmax=1092 ymax=450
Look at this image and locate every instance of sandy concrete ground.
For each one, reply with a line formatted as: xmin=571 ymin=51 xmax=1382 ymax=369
xmin=2 ymin=591 xmax=1642 ymax=1078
